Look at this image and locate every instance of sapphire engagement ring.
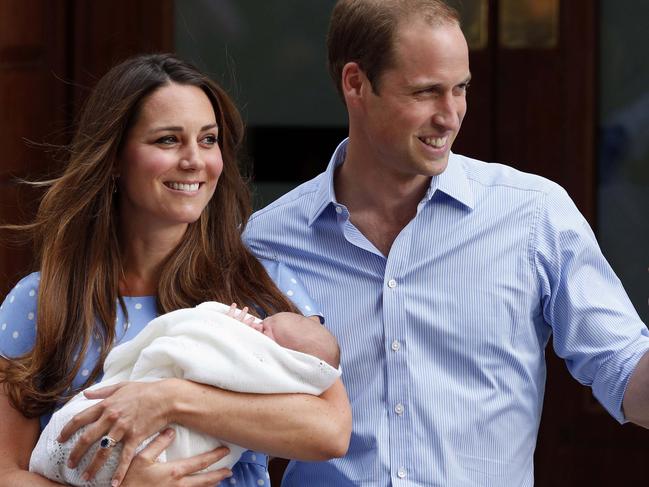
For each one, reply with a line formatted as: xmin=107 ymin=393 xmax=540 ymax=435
xmin=99 ymin=435 xmax=118 ymax=449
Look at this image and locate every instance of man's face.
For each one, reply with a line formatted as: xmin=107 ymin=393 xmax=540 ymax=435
xmin=359 ymin=20 xmax=470 ymax=179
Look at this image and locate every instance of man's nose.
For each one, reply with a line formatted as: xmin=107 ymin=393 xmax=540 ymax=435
xmin=432 ymin=93 xmax=461 ymax=129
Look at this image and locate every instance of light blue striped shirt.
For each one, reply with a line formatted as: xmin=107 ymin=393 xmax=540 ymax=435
xmin=245 ymin=139 xmax=649 ymax=486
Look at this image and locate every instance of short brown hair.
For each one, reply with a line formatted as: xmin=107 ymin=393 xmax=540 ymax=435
xmin=327 ymin=0 xmax=460 ymax=99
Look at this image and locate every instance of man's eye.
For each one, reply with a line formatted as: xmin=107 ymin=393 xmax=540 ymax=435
xmin=414 ymin=88 xmax=438 ymax=98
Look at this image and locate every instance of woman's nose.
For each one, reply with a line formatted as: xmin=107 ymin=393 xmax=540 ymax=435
xmin=179 ymin=143 xmax=204 ymax=170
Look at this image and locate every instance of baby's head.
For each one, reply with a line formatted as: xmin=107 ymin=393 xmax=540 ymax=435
xmin=262 ymin=313 xmax=340 ymax=369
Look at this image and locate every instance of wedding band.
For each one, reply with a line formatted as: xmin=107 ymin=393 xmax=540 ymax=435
xmin=99 ymin=435 xmax=118 ymax=449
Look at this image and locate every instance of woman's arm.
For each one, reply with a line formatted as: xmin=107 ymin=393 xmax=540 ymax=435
xmin=0 ymin=359 xmax=61 ymax=486
xmin=171 ymin=311 xmax=348 ymax=456
xmin=166 ymin=315 xmax=351 ymax=459
xmin=170 ymin=378 xmax=351 ymax=459
xmin=1 ymin=358 xmax=234 ymax=487
xmin=62 ymin=377 xmax=351 ymax=485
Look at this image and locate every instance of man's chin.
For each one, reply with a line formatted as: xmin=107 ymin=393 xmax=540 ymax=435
xmin=423 ymin=156 xmax=449 ymax=176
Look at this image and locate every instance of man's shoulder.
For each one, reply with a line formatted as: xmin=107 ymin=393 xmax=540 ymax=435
xmin=249 ymin=173 xmax=325 ymax=224
xmin=453 ymin=153 xmax=560 ymax=196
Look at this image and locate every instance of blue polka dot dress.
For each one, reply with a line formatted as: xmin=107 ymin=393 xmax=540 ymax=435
xmin=0 ymin=260 xmax=321 ymax=486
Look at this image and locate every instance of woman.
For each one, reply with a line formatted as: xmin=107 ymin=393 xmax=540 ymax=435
xmin=0 ymin=54 xmax=350 ymax=486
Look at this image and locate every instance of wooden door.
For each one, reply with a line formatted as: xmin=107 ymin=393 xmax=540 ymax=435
xmin=0 ymin=0 xmax=69 ymax=297
xmin=0 ymin=0 xmax=173 ymax=297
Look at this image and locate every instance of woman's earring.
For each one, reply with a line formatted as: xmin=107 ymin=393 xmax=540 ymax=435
xmin=112 ymin=175 xmax=119 ymax=194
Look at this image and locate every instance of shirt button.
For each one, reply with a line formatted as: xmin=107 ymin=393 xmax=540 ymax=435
xmin=387 ymin=279 xmax=397 ymax=288
xmin=397 ymin=467 xmax=407 ymax=478
xmin=391 ymin=340 xmax=401 ymax=351
xmin=335 ymin=206 xmax=343 ymax=214
xmin=394 ymin=403 xmax=405 ymax=415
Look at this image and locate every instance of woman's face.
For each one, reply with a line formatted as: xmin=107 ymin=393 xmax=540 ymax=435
xmin=117 ymin=82 xmax=222 ymax=236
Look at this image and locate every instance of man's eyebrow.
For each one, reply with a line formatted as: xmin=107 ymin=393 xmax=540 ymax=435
xmin=407 ymin=73 xmax=472 ymax=91
xmin=407 ymin=81 xmax=442 ymax=91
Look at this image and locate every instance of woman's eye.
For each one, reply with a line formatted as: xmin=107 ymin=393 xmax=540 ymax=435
xmin=156 ymin=135 xmax=177 ymax=145
xmin=201 ymin=134 xmax=218 ymax=145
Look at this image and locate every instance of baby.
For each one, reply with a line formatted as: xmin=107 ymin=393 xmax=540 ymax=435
xmin=225 ymin=303 xmax=340 ymax=368
xmin=29 ymin=303 xmax=341 ymax=486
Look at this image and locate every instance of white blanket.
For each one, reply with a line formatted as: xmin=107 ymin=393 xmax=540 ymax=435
xmin=29 ymin=302 xmax=340 ymax=486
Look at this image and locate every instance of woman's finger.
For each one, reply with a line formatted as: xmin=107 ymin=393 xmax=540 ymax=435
xmin=57 ymin=406 xmax=103 ymax=443
xmin=78 ymin=438 xmax=120 ymax=482
xmin=111 ymin=432 xmax=153 ymax=486
xmin=65 ymin=415 xmax=117 ymax=468
xmin=81 ymin=426 xmax=129 ymax=482
xmin=183 ymin=467 xmax=233 ymax=487
xmin=134 ymin=428 xmax=175 ymax=463
xmin=171 ymin=446 xmax=230 ymax=478
xmin=83 ymin=382 xmax=125 ymax=400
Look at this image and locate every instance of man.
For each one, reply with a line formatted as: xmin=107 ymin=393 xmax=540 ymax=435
xmin=245 ymin=0 xmax=649 ymax=485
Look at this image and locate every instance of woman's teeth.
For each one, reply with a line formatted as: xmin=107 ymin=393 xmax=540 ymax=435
xmin=166 ymin=182 xmax=200 ymax=191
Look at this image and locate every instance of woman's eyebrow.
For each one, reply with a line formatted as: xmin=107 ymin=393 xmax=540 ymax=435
xmin=149 ymin=123 xmax=218 ymax=133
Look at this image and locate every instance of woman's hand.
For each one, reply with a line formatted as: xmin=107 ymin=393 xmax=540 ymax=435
xmin=57 ymin=380 xmax=172 ymax=484
xmin=121 ymin=428 xmax=232 ymax=487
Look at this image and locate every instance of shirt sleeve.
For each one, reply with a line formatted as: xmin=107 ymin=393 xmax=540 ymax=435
xmin=258 ymin=258 xmax=324 ymax=322
xmin=533 ymin=184 xmax=649 ymax=423
xmin=0 ymin=272 xmax=41 ymax=359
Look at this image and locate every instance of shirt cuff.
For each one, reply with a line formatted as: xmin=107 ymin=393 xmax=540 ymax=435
xmin=592 ymin=337 xmax=649 ymax=423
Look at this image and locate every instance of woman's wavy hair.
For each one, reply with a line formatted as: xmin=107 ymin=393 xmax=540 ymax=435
xmin=1 ymin=53 xmax=298 ymax=418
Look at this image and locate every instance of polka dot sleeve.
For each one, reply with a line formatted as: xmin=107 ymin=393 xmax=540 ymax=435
xmin=0 ymin=272 xmax=40 ymax=359
xmin=259 ymin=258 xmax=324 ymax=322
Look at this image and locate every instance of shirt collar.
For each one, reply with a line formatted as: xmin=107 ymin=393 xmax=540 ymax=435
xmin=308 ymin=138 xmax=348 ymax=226
xmin=432 ymin=152 xmax=475 ymax=210
xmin=308 ymin=138 xmax=475 ymax=226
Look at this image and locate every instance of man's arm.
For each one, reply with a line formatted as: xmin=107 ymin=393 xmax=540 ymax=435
xmin=622 ymin=350 xmax=649 ymax=428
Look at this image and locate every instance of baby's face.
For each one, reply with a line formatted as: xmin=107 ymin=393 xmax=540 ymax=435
xmin=224 ymin=305 xmax=313 ymax=347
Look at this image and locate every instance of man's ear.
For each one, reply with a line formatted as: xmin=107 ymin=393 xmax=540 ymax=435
xmin=341 ymin=62 xmax=367 ymax=106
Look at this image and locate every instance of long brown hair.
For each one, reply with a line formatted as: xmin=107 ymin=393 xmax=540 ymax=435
xmin=1 ymin=54 xmax=297 ymax=418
